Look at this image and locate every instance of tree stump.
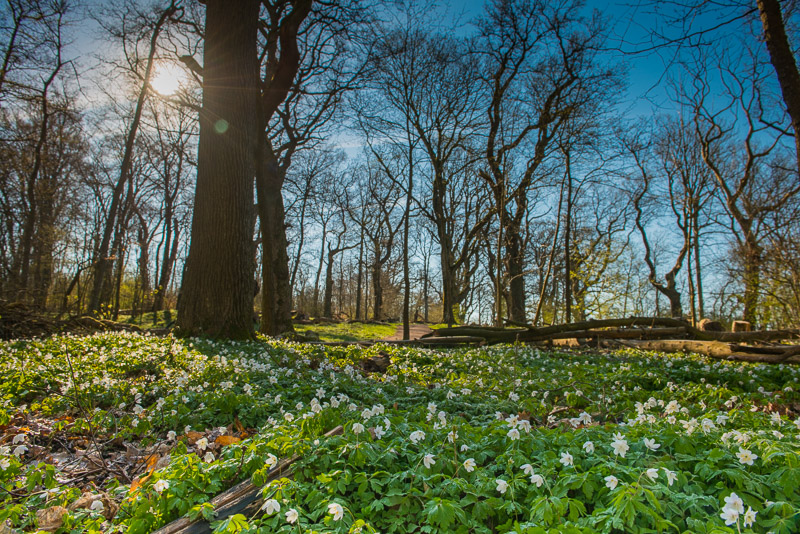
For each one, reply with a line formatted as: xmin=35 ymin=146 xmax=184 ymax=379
xmin=698 ymin=318 xmax=725 ymax=332
xmin=732 ymin=321 xmax=751 ymax=332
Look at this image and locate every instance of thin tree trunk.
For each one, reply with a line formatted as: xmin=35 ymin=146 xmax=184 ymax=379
xmin=402 ymin=153 xmax=413 ymax=339
xmin=312 ymin=220 xmax=327 ymax=317
xmin=289 ymin=185 xmax=309 ymax=295
xmin=687 ymin=239 xmax=697 ymax=324
xmin=506 ymin=226 xmax=527 ymax=324
xmin=694 ymin=215 xmax=704 ymax=318
xmin=355 ymin=224 xmax=364 ymax=320
xmin=323 ymin=247 xmax=336 ymax=318
xmin=564 ymin=152 xmax=573 ymax=323
xmin=17 ymin=52 xmax=64 ymax=303
xmin=423 ymin=256 xmax=429 ymax=323
xmin=112 ymin=244 xmax=126 ymax=320
xmin=153 ymin=217 xmax=178 ymax=314
xmin=89 ymin=2 xmax=177 ymax=314
xmin=372 ymin=249 xmax=383 ymax=320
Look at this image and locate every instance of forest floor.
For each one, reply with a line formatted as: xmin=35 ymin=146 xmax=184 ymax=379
xmin=0 ymin=332 xmax=799 ymax=533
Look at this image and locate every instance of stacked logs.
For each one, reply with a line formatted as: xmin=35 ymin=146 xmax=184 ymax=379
xmin=420 ymin=317 xmax=800 ymax=363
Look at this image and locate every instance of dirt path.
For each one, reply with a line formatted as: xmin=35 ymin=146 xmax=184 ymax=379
xmin=381 ymin=323 xmax=434 ymax=341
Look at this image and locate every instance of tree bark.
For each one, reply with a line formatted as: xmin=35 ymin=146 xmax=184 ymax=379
xmin=757 ymin=0 xmax=800 ymax=172
xmin=177 ymin=0 xmax=260 ymax=340
xmin=256 ymin=153 xmax=294 ymax=336
xmin=371 ymin=246 xmax=384 ymax=320
xmin=355 ymin=224 xmax=364 ymax=320
xmin=253 ymin=0 xmax=311 ymax=336
xmin=564 ymin=151 xmax=573 ymax=323
xmin=742 ymin=236 xmax=763 ymax=326
xmin=506 ymin=224 xmax=527 ymax=324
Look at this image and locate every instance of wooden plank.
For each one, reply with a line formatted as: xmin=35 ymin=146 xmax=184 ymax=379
xmin=153 ymin=425 xmax=343 ymax=534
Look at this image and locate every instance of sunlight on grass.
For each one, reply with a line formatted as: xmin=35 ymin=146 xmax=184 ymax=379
xmin=294 ymin=321 xmax=397 ymax=342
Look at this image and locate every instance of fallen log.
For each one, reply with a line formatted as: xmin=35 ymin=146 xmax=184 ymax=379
xmin=432 ymin=317 xmax=800 ymax=344
xmin=620 ymin=340 xmax=735 ymax=358
xmin=153 ymin=425 xmax=344 ymax=534
xmin=620 ymin=340 xmax=800 ymax=363
xmin=384 ymin=336 xmax=487 ymax=346
xmin=524 ymin=327 xmax=687 ymax=341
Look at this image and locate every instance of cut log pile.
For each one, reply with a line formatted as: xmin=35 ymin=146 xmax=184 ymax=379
xmin=422 ymin=317 xmax=800 ymax=363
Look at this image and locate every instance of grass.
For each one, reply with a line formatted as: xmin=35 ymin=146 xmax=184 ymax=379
xmin=293 ymin=321 xmax=398 ymax=342
xmin=118 ymin=309 xmax=176 ymax=328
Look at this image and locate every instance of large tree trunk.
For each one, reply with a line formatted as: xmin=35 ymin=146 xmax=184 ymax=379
xmin=505 ymin=227 xmax=527 ymax=324
xmin=757 ymin=0 xmax=800 ymax=172
xmin=256 ymin=155 xmax=294 ymax=336
xmin=432 ymin=164 xmax=459 ymax=326
xmin=742 ymin=239 xmax=763 ymax=327
xmin=177 ymin=0 xmax=260 ymax=340
xmin=439 ymin=247 xmax=457 ymax=325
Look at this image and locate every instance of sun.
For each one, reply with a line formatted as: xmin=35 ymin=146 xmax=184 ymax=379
xmin=150 ymin=63 xmax=185 ymax=96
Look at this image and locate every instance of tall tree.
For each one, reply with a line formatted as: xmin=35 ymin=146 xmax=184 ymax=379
xmin=476 ymin=0 xmax=618 ymax=324
xmin=254 ymin=0 xmax=365 ymax=336
xmin=685 ymin=52 xmax=799 ymax=325
xmin=88 ymin=0 xmax=179 ymax=315
xmin=757 ymin=0 xmax=800 ymax=173
xmin=624 ymin=126 xmax=689 ymax=318
xmin=177 ymin=0 xmax=260 ymax=339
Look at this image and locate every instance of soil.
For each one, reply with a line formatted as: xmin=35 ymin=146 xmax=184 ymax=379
xmin=381 ymin=323 xmax=434 ymax=341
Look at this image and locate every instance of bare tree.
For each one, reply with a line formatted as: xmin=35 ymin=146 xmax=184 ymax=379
xmin=684 ymin=48 xmax=800 ymax=325
xmin=624 ymin=125 xmax=690 ymax=318
xmin=1 ymin=0 xmax=79 ymax=307
xmin=88 ymin=0 xmax=180 ymax=315
xmin=476 ymin=0 xmax=620 ymax=325
xmin=352 ymin=154 xmax=404 ymax=320
xmin=255 ymin=0 xmax=366 ymax=335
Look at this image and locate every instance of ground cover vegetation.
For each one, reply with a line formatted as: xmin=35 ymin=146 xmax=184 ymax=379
xmin=1 ymin=332 xmax=798 ymax=533
xmin=292 ymin=322 xmax=397 ymax=343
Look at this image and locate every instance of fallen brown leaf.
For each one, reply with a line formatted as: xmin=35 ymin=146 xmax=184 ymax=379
xmin=215 ymin=435 xmax=241 ymax=447
xmin=35 ymin=506 xmax=67 ymax=532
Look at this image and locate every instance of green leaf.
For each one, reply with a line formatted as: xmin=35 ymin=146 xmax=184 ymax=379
xmin=211 ymin=514 xmax=249 ymax=534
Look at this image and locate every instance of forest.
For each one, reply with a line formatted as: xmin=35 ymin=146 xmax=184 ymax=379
xmin=2 ymin=0 xmax=800 ymax=338
xmin=1 ymin=1 xmax=800 ymax=533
